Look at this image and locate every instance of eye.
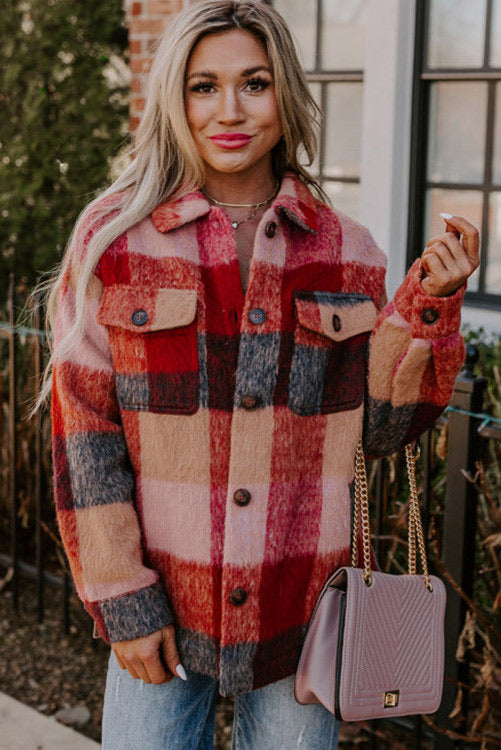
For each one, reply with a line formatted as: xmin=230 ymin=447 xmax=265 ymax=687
xmin=189 ymin=82 xmax=216 ymax=94
xmin=245 ymin=77 xmax=272 ymax=93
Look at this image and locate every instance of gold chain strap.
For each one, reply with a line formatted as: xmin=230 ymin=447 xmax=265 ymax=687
xmin=405 ymin=444 xmax=433 ymax=591
xmin=353 ymin=442 xmax=373 ymax=586
xmin=352 ymin=441 xmax=433 ymax=591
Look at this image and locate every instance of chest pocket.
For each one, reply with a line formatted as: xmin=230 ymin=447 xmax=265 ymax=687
xmin=97 ymin=285 xmax=199 ymax=415
xmin=289 ymin=292 xmax=377 ymax=416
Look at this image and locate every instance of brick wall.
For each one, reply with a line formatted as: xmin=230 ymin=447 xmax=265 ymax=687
xmin=124 ymin=0 xmax=200 ymax=132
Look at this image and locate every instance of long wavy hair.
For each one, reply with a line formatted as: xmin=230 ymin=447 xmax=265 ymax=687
xmin=38 ymin=0 xmax=322 ymax=404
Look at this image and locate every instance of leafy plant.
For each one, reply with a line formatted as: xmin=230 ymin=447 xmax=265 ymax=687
xmin=0 ymin=0 xmax=129 ymax=293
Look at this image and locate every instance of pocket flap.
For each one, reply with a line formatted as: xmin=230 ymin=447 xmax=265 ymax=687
xmin=294 ymin=292 xmax=377 ymax=342
xmin=97 ymin=285 xmax=198 ymax=332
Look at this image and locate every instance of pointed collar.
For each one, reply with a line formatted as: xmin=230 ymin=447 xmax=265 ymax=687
xmin=151 ymin=173 xmax=319 ymax=234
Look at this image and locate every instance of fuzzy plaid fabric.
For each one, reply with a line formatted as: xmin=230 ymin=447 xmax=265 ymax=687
xmin=52 ymin=175 xmax=465 ymax=695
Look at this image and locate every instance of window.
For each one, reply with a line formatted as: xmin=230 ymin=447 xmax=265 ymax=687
xmin=273 ymin=0 xmax=367 ymax=220
xmin=409 ymin=0 xmax=501 ymax=304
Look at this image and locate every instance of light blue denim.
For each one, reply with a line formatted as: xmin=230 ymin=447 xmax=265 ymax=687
xmin=102 ymin=653 xmax=339 ymax=749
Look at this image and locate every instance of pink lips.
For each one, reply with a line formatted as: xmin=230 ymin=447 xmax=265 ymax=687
xmin=209 ymin=132 xmax=252 ymax=149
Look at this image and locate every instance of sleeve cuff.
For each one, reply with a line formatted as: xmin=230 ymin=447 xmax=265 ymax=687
xmin=90 ymin=583 xmax=175 ymax=642
xmin=393 ymin=259 xmax=465 ymax=339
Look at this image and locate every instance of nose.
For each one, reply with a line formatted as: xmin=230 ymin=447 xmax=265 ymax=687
xmin=216 ymin=87 xmax=245 ymax=124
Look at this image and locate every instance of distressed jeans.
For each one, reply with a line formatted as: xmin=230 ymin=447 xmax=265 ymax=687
xmin=102 ymin=653 xmax=339 ymax=749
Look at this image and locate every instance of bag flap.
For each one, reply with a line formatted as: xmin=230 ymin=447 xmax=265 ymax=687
xmin=97 ymin=285 xmax=197 ymax=332
xmin=294 ymin=292 xmax=377 ymax=342
xmin=339 ymin=569 xmax=446 ymax=721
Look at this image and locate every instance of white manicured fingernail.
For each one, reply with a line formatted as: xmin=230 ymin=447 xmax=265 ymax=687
xmin=440 ymin=212 xmax=453 ymax=220
xmin=176 ymin=664 xmax=187 ymax=681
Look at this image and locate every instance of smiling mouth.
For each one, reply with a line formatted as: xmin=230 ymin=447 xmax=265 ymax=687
xmin=209 ymin=133 xmax=252 ymax=149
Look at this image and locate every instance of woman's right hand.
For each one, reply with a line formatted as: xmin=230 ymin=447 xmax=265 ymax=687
xmin=111 ymin=624 xmax=187 ymax=684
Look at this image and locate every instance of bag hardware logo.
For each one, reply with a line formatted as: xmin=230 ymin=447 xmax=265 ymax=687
xmin=383 ymin=690 xmax=400 ymax=708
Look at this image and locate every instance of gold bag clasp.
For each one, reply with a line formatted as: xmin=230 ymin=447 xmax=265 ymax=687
xmin=383 ymin=690 xmax=400 ymax=708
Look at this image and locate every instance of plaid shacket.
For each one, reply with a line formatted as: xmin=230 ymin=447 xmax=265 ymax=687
xmin=52 ymin=174 xmax=465 ymax=695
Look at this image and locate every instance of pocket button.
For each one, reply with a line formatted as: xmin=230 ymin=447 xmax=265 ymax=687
xmin=332 ymin=314 xmax=342 ymax=332
xmin=249 ymin=308 xmax=266 ymax=325
xmin=265 ymin=221 xmax=277 ymax=238
xmin=132 ymin=309 xmax=149 ymax=326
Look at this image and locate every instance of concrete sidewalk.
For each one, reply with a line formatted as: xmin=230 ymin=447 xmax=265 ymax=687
xmin=0 ymin=693 xmax=100 ymax=749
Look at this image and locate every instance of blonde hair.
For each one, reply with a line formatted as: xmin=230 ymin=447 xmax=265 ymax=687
xmin=39 ymin=0 xmax=322 ymax=404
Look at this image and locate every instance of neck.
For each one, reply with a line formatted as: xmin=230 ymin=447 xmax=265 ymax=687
xmin=202 ymin=165 xmax=277 ymax=206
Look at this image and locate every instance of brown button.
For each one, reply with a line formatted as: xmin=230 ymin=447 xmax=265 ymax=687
xmin=234 ymin=489 xmax=251 ymax=506
xmin=421 ymin=307 xmax=439 ymax=325
xmin=229 ymin=587 xmax=247 ymax=606
xmin=332 ymin=314 xmax=342 ymax=332
xmin=265 ymin=221 xmax=277 ymax=238
xmin=241 ymin=394 xmax=261 ymax=410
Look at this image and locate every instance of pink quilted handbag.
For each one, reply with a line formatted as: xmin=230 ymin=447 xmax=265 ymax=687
xmin=294 ymin=444 xmax=446 ymax=721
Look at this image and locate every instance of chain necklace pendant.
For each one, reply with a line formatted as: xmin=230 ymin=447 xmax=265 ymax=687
xmin=203 ymin=181 xmax=280 ymax=231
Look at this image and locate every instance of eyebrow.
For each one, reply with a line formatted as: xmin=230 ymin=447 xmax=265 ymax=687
xmin=186 ymin=65 xmax=272 ymax=82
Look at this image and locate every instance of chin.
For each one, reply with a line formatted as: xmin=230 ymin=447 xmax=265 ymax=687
xmin=206 ymin=160 xmax=253 ymax=176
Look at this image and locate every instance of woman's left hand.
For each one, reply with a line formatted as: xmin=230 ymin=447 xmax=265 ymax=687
xmin=420 ymin=214 xmax=480 ymax=297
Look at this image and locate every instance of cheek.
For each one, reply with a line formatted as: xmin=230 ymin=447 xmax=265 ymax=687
xmin=263 ymin=97 xmax=282 ymax=137
xmin=185 ymin=99 xmax=206 ymax=137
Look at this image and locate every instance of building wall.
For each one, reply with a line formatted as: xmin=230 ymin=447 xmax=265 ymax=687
xmin=124 ymin=0 xmax=200 ymax=132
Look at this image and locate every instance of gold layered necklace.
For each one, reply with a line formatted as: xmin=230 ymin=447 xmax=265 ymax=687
xmin=202 ymin=183 xmax=279 ymax=229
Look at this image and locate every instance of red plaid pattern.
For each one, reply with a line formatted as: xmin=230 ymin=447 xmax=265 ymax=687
xmin=52 ymin=175 xmax=466 ymax=695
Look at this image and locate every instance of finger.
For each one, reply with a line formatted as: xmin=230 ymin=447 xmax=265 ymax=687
xmin=423 ymin=242 xmax=465 ymax=286
xmin=424 ymin=236 xmax=473 ymax=276
xmin=123 ymin=661 xmax=142 ymax=681
xmin=161 ymin=625 xmax=187 ymax=682
xmin=421 ymin=248 xmax=446 ymax=277
xmin=111 ymin=645 xmax=127 ymax=671
xmin=425 ymin=232 xmax=459 ymax=248
xmin=439 ymin=213 xmax=479 ymax=264
xmin=142 ymin=648 xmax=169 ymax=685
xmin=438 ymin=215 xmax=460 ymax=240
xmin=421 ymin=242 xmax=449 ymax=274
xmin=420 ymin=252 xmax=449 ymax=295
xmin=421 ymin=246 xmax=469 ymax=296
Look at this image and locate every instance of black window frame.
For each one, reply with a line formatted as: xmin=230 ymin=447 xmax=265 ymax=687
xmin=408 ymin=0 xmax=501 ymax=308
xmin=273 ymin=0 xmax=364 ymax=199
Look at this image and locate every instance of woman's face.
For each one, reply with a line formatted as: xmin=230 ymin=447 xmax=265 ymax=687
xmin=185 ymin=29 xmax=283 ymax=183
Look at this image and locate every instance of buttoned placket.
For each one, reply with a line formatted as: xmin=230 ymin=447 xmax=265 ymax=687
xmin=149 ymin=181 xmax=318 ymax=690
xmin=218 ymin=208 xmax=284 ymax=683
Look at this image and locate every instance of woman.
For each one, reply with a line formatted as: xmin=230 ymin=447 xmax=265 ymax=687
xmin=47 ymin=1 xmax=479 ymax=748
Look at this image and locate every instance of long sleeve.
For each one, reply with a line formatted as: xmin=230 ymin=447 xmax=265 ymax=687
xmin=51 ymin=221 xmax=174 ymax=642
xmin=364 ymin=258 xmax=465 ymax=456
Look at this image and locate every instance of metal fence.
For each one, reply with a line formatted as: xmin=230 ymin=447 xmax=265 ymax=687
xmin=370 ymin=350 xmax=501 ymax=749
xmin=0 ymin=274 xmax=72 ymax=630
xmin=1 ymin=273 xmax=500 ymax=748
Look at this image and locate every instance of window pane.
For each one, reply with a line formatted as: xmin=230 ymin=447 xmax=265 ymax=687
xmin=425 ymin=189 xmax=483 ymax=291
xmin=493 ymin=83 xmax=501 ymax=185
xmin=490 ymin=0 xmax=501 ymax=66
xmin=320 ymin=0 xmax=367 ymax=71
xmin=306 ymin=82 xmax=321 ymax=176
xmin=274 ymin=0 xmax=317 ymax=71
xmin=324 ymin=83 xmax=363 ymax=179
xmin=487 ymin=193 xmax=501 ymax=293
xmin=427 ymin=0 xmax=486 ymax=69
xmin=427 ymin=82 xmax=487 ymax=184
xmin=323 ymin=181 xmax=361 ymax=221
